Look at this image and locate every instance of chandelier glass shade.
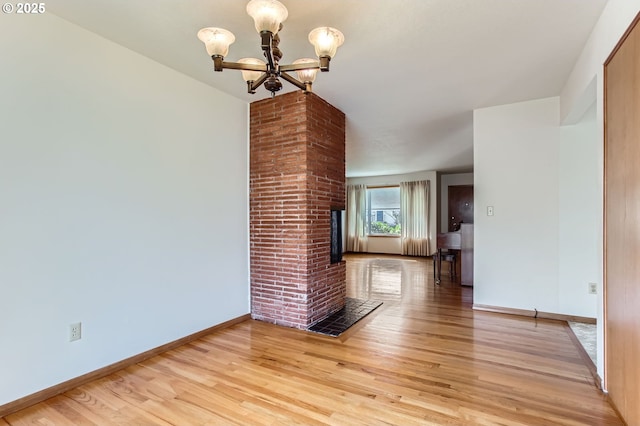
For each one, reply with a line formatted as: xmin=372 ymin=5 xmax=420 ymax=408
xmin=197 ymin=0 xmax=344 ymax=96
xmin=308 ymin=27 xmax=345 ymax=58
xmin=237 ymin=58 xmax=266 ymax=82
xmin=292 ymin=58 xmax=318 ymax=83
xmin=197 ymin=28 xmax=235 ymax=57
xmin=246 ymin=0 xmax=288 ymax=34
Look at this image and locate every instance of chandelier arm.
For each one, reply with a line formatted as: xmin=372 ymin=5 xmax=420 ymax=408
xmin=249 ymin=73 xmax=269 ymax=92
xmin=212 ymin=55 xmax=224 ymax=72
xmin=218 ymin=61 xmax=268 ymax=72
xmin=280 ymin=72 xmax=310 ymax=92
xmin=260 ymin=31 xmax=276 ymax=71
xmin=279 ymin=62 xmax=321 ymax=72
xmin=319 ymin=56 xmax=330 ymax=72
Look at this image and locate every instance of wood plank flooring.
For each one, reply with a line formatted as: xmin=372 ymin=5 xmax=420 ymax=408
xmin=2 ymin=254 xmax=622 ymax=425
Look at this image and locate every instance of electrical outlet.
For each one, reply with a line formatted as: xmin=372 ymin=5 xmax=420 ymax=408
xmin=69 ymin=322 xmax=82 ymax=342
xmin=588 ymin=283 xmax=597 ymax=295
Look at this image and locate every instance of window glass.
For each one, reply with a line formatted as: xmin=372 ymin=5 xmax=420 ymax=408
xmin=368 ymin=187 xmax=401 ymax=235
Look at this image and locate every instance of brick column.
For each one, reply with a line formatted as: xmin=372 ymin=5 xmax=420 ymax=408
xmin=250 ymin=91 xmax=346 ymax=329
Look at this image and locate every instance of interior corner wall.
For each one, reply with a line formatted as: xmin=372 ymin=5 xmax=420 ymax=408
xmin=474 ymin=97 xmax=561 ymax=313
xmin=347 ymin=170 xmax=438 ymax=255
xmin=559 ymin=0 xmax=639 ymax=380
xmin=440 ymin=173 xmax=474 ymax=233
xmin=474 ymin=97 xmax=599 ymax=318
xmin=560 ymin=0 xmax=640 ymax=124
xmin=0 ymin=14 xmax=249 ymax=406
xmin=558 ymin=103 xmax=598 ymax=318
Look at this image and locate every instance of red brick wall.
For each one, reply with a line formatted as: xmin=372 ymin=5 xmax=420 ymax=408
xmin=250 ymin=91 xmax=346 ymax=329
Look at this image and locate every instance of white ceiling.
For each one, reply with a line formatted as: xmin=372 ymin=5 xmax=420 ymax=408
xmin=48 ymin=0 xmax=608 ymax=177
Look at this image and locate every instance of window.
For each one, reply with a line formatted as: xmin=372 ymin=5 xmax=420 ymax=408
xmin=367 ymin=186 xmax=401 ymax=235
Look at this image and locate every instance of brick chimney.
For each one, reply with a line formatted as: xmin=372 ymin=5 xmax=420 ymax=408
xmin=250 ymin=91 xmax=346 ymax=329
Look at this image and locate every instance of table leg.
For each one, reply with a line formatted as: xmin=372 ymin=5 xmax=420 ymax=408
xmin=436 ymin=248 xmax=442 ymax=284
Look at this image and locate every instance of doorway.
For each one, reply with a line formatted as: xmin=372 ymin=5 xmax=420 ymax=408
xmin=448 ymin=185 xmax=474 ymax=231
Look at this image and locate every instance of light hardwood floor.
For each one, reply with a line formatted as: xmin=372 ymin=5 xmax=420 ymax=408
xmin=2 ymin=254 xmax=622 ymax=425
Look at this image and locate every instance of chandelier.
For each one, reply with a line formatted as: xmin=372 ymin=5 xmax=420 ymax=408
xmin=197 ymin=0 xmax=344 ymax=97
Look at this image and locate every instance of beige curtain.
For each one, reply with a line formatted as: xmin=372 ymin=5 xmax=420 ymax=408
xmin=400 ymin=180 xmax=430 ymax=256
xmin=346 ymin=184 xmax=368 ymax=252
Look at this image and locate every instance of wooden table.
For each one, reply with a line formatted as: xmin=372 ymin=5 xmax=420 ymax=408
xmin=435 ymin=223 xmax=473 ymax=286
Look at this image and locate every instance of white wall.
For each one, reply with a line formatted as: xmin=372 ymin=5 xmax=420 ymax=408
xmin=347 ymin=170 xmax=438 ymax=255
xmin=474 ymin=98 xmax=601 ymax=318
xmin=474 ymin=97 xmax=600 ymax=318
xmin=0 ymin=14 xmax=249 ymax=405
xmin=474 ymin=98 xmax=561 ymax=313
xmin=440 ymin=173 xmax=474 ymax=233
xmin=558 ymin=103 xmax=599 ymax=317
xmin=559 ymin=0 xmax=640 ymax=381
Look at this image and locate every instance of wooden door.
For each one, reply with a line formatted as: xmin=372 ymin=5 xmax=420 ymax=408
xmin=448 ymin=185 xmax=474 ymax=231
xmin=604 ymin=13 xmax=640 ymax=426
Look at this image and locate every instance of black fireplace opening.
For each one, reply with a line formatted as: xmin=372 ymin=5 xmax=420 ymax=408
xmin=330 ymin=209 xmax=343 ymax=263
